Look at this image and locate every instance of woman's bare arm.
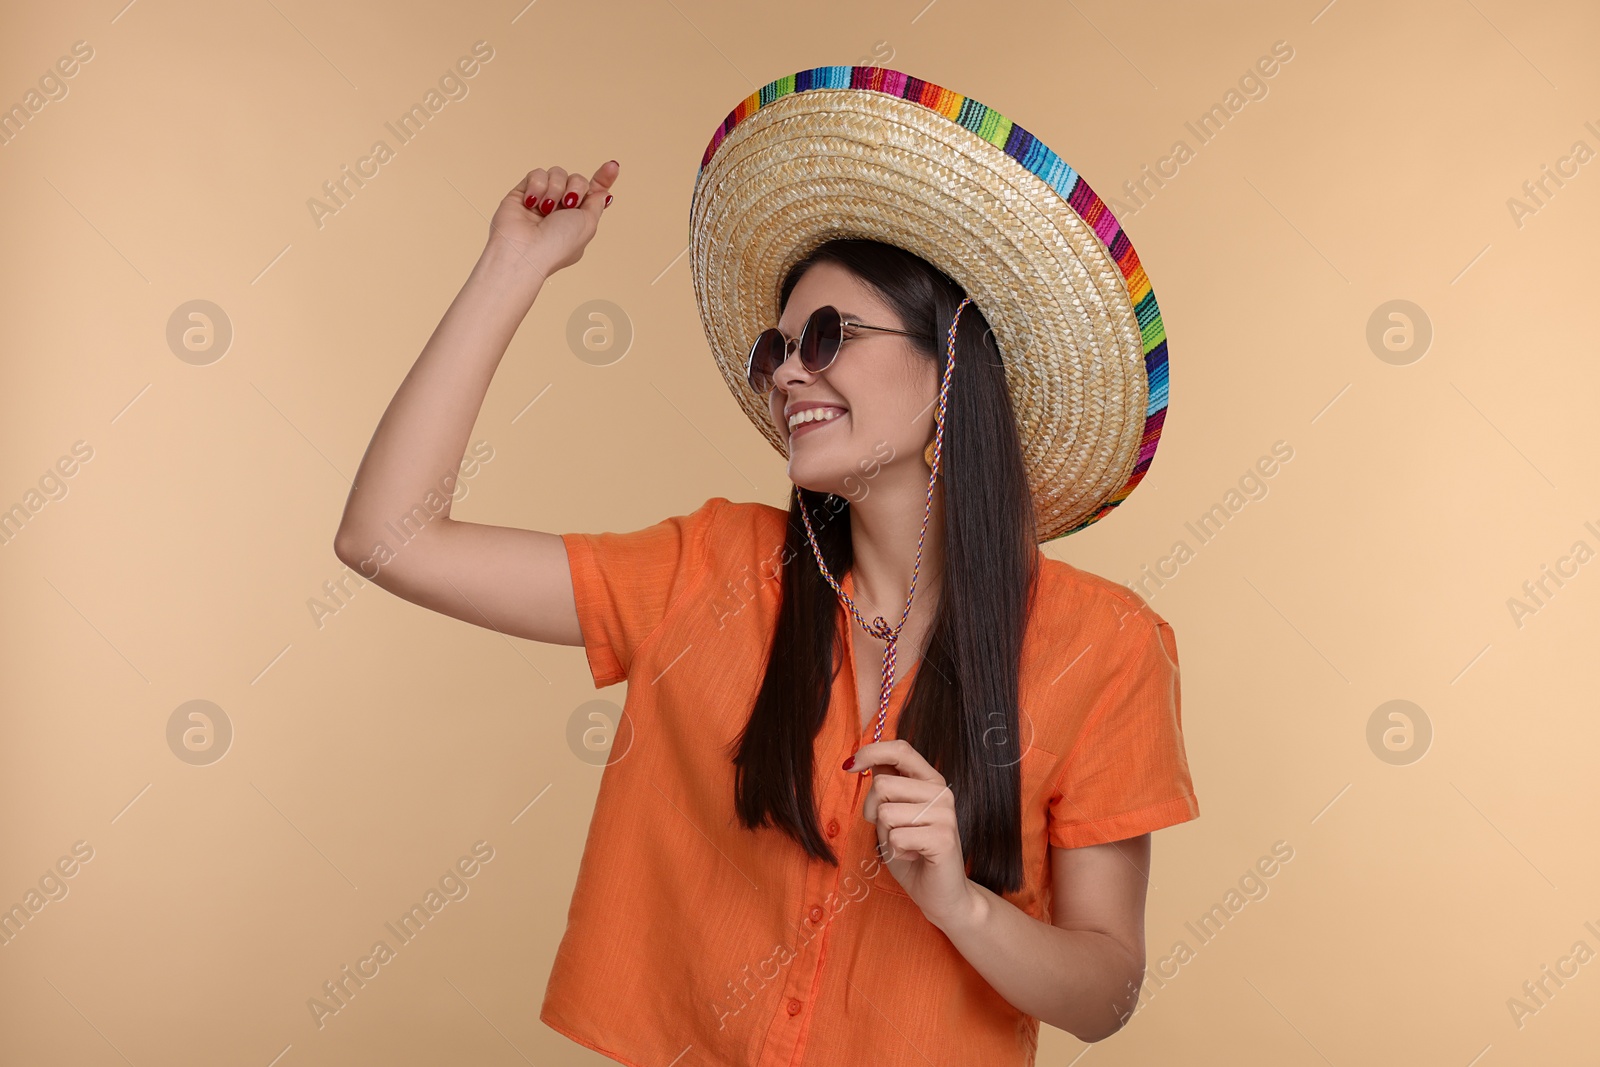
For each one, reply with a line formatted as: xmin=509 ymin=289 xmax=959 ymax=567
xmin=930 ymin=836 xmax=1151 ymax=1042
xmin=332 ymin=162 xmax=620 ymax=645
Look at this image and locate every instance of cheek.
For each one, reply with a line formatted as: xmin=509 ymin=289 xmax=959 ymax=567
xmin=842 ymin=408 xmax=920 ymax=465
xmin=877 ymin=369 xmax=940 ymax=432
xmin=873 ymin=394 xmax=935 ymax=438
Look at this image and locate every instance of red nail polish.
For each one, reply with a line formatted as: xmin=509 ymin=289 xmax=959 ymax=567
xmin=842 ymin=756 xmax=855 ymax=771
xmin=523 ymin=195 xmax=535 ymax=209
xmin=604 ymin=194 xmax=612 ymax=207
xmin=540 ymin=198 xmax=555 ymax=214
xmin=563 ymin=192 xmax=579 ymax=208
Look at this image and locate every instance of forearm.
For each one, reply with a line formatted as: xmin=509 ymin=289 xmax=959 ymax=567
xmin=930 ymin=881 xmax=1142 ymax=1041
xmin=334 ymin=235 xmax=547 ymax=552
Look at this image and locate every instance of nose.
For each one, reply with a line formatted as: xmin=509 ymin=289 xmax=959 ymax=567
xmin=771 ymin=336 xmax=814 ymax=394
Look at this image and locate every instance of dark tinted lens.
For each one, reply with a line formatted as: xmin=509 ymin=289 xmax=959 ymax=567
xmin=801 ymin=306 xmax=843 ymax=372
xmin=747 ymin=328 xmax=784 ymax=392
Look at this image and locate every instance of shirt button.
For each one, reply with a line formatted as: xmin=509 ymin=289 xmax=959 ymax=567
xmin=809 ymin=904 xmax=824 ymax=923
xmin=826 ymin=818 xmax=840 ymax=838
xmin=787 ymin=997 xmax=802 ymax=1016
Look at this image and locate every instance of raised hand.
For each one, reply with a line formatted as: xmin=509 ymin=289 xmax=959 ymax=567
xmin=485 ymin=161 xmax=620 ymax=280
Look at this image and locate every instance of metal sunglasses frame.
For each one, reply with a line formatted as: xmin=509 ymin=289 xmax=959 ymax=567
xmin=745 ymin=305 xmax=926 ymax=396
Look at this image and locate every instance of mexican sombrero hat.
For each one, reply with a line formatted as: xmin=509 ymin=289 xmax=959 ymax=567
xmin=688 ymin=65 xmax=1169 ymax=542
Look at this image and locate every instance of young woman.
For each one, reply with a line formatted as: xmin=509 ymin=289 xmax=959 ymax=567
xmin=336 ymin=67 xmax=1198 ymax=1067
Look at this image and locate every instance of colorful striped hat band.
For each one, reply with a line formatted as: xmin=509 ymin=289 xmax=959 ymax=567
xmin=688 ymin=65 xmax=1170 ymax=543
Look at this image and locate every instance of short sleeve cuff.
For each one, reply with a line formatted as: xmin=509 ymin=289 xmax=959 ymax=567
xmin=561 ymin=530 xmax=626 ymax=689
xmin=1047 ymin=793 xmax=1200 ymax=850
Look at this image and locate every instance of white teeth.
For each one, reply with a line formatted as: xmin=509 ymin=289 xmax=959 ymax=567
xmin=788 ymin=407 xmax=844 ymax=430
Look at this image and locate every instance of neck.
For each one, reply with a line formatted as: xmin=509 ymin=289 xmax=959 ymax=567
xmin=845 ymin=470 xmax=946 ymax=625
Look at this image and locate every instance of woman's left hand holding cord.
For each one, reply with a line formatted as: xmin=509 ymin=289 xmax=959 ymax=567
xmin=847 ymin=739 xmax=979 ymax=931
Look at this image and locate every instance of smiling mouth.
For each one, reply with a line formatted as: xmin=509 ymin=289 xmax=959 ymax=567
xmin=788 ymin=409 xmax=848 ymax=441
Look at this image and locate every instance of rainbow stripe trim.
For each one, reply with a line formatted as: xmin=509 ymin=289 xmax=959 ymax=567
xmin=695 ymin=66 xmax=1168 ymax=538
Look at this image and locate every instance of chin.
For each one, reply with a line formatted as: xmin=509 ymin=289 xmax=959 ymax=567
xmin=786 ymin=454 xmax=852 ymax=497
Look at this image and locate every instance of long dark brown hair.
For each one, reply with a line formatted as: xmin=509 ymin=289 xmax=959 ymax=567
xmin=725 ymin=238 xmax=1041 ymax=895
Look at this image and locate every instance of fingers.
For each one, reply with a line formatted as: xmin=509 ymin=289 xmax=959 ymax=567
xmin=573 ymin=160 xmax=619 ymax=219
xmin=846 ymin=738 xmax=940 ymax=782
xmin=536 ymin=166 xmax=567 ymax=215
xmin=864 ymin=778 xmax=952 ymax=823
xmin=515 ymin=168 xmax=548 ymax=211
xmin=880 ymin=825 xmax=941 ymax=864
xmin=877 ymin=795 xmax=954 ymax=828
xmin=548 ymin=166 xmax=579 ymax=212
xmin=514 ymin=162 xmax=618 ymax=216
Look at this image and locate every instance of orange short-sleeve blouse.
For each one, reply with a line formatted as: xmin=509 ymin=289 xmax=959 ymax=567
xmin=541 ymin=496 xmax=1199 ymax=1066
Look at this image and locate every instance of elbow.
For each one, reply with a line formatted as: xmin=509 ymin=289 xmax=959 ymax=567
xmin=1061 ymin=1003 xmax=1135 ymax=1044
xmin=332 ymin=527 xmax=369 ymax=572
xmin=1071 ymin=1014 xmax=1131 ymax=1045
xmin=1062 ymin=950 xmax=1144 ymax=1043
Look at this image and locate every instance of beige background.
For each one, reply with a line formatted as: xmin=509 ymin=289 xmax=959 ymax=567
xmin=2 ymin=0 xmax=1596 ymax=1063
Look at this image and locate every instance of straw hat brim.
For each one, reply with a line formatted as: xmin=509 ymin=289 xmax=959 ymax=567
xmin=689 ymin=67 xmax=1169 ymax=542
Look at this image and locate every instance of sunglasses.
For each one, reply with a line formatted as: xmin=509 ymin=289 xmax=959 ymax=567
xmin=746 ymin=305 xmax=925 ymax=396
